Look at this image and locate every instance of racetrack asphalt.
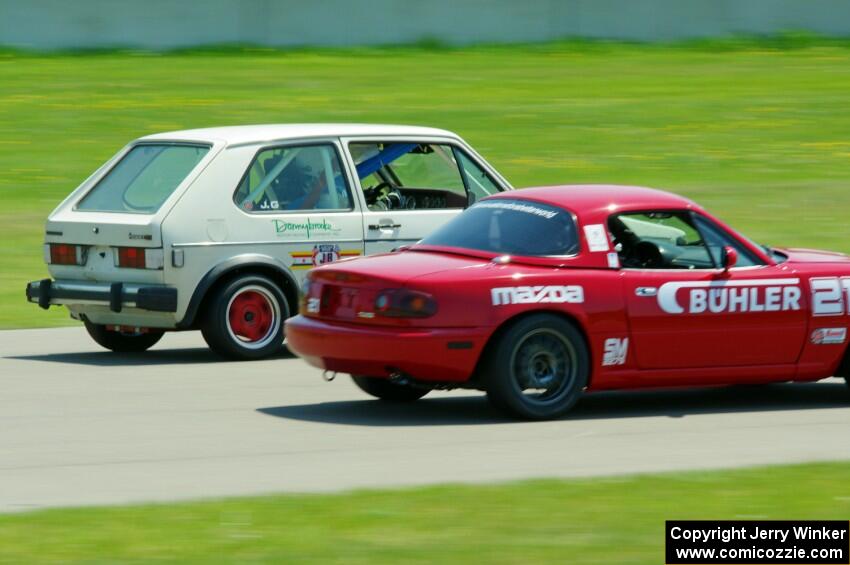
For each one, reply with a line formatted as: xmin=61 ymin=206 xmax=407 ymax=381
xmin=1 ymin=327 xmax=849 ymax=512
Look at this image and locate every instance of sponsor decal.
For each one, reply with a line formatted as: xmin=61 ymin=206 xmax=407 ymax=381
xmin=475 ymin=201 xmax=557 ymax=219
xmin=602 ymin=337 xmax=628 ymax=366
xmin=272 ymin=218 xmax=341 ymax=239
xmin=306 ymin=297 xmax=320 ymax=313
xmin=491 ymin=285 xmax=584 ymax=306
xmin=607 ymin=251 xmax=620 ymax=269
xmin=657 ymin=278 xmax=801 ymax=315
xmin=583 ymin=224 xmax=610 ymax=252
xmin=810 ymin=327 xmax=847 ymax=344
xmin=290 ymin=245 xmax=360 ymax=270
xmin=810 ymin=276 xmax=850 ymax=316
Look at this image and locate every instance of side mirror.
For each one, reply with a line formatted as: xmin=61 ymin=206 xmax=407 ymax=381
xmin=720 ymin=246 xmax=738 ymax=271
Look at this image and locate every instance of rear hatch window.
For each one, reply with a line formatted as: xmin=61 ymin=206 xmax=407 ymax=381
xmin=76 ymin=143 xmax=209 ymax=214
xmin=420 ymin=198 xmax=579 ymax=256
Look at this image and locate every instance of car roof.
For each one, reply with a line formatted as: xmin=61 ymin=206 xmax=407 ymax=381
xmin=138 ymin=123 xmax=461 ymax=146
xmin=487 ymin=184 xmax=701 ymax=217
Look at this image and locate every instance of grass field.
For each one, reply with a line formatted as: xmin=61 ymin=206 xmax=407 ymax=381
xmin=3 ymin=39 xmax=850 ymax=327
xmin=0 ymin=461 xmax=846 ymax=563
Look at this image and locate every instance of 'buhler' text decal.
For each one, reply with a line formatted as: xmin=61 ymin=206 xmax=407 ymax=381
xmin=657 ymin=278 xmax=801 ymax=314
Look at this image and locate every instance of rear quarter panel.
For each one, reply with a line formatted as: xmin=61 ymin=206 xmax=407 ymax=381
xmin=409 ymin=264 xmax=630 ymax=387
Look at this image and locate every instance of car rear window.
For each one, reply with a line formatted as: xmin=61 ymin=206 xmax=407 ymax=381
xmin=420 ymin=198 xmax=579 ymax=256
xmin=77 ymin=143 xmax=209 ymax=214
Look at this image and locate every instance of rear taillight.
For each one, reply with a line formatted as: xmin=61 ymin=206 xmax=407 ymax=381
xmin=45 ymin=243 xmax=86 ymax=266
xmin=374 ymin=289 xmax=437 ymax=318
xmin=115 ymin=247 xmax=164 ymax=270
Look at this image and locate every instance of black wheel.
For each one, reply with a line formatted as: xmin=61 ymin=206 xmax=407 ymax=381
xmin=351 ymin=375 xmax=429 ymax=402
xmin=84 ymin=321 xmax=164 ymax=352
xmin=201 ymin=274 xmax=288 ymax=360
xmin=482 ymin=314 xmax=588 ymax=420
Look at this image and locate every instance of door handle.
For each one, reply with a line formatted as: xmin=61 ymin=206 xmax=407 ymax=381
xmin=368 ymin=223 xmax=402 ymax=230
xmin=635 ymin=287 xmax=657 ymax=297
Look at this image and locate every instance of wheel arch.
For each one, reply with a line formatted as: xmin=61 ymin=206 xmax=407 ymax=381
xmin=177 ymin=254 xmax=299 ymax=329
xmin=472 ymin=309 xmax=594 ymax=386
xmin=832 ymin=341 xmax=850 ymax=379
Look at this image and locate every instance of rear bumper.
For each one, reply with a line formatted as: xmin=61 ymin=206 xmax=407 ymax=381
xmin=285 ymin=315 xmax=490 ymax=382
xmin=26 ymin=279 xmax=177 ymax=313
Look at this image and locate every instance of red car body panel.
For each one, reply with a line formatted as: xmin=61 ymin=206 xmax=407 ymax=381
xmin=285 ymin=316 xmax=488 ymax=381
xmin=285 ymin=185 xmax=850 ymax=391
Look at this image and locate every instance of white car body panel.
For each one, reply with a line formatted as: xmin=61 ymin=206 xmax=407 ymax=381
xmin=31 ymin=124 xmax=511 ymax=329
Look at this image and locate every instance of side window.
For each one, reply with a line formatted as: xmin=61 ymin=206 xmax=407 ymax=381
xmin=608 ymin=211 xmax=714 ymax=269
xmin=233 ymin=144 xmax=352 ymax=213
xmin=456 ymin=151 xmax=501 ymax=204
xmin=692 ymin=214 xmax=763 ymax=267
xmin=349 ymin=142 xmax=468 ymax=211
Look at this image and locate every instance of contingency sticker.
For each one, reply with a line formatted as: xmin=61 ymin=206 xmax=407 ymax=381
xmin=290 ymin=245 xmax=360 ymax=269
xmin=607 ymin=252 xmax=620 ymax=269
xmin=810 ymin=327 xmax=847 ymax=345
xmin=583 ymin=224 xmax=609 ymax=252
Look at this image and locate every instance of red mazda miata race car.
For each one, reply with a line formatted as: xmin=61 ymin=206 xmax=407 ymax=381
xmin=286 ymin=184 xmax=850 ymax=419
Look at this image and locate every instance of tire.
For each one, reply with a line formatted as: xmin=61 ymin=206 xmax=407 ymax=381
xmin=201 ymin=274 xmax=288 ymax=360
xmin=84 ymin=321 xmax=164 ymax=353
xmin=482 ymin=314 xmax=588 ymax=420
xmin=351 ymin=375 xmax=430 ymax=402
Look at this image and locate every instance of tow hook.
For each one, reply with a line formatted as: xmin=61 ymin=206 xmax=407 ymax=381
xmin=322 ymin=370 xmax=337 ymax=382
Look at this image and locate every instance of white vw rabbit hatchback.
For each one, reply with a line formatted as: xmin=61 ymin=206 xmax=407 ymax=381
xmin=26 ymin=124 xmax=511 ymax=359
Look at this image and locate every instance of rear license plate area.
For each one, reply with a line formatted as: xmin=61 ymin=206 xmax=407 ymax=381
xmin=321 ymin=285 xmax=373 ymax=319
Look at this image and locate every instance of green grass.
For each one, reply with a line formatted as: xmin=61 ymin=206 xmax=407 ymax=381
xmin=0 ymin=462 xmax=847 ymax=563
xmin=4 ymin=40 xmax=850 ymax=327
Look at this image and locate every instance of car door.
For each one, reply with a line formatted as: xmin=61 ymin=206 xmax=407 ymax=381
xmin=231 ymin=140 xmax=364 ymax=278
xmin=614 ymin=210 xmax=807 ymax=370
xmin=341 ymin=137 xmax=507 ymax=255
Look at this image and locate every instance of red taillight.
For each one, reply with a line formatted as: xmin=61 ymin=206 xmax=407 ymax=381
xmin=374 ymin=289 xmax=437 ymax=318
xmin=116 ymin=247 xmax=147 ymax=269
xmin=115 ymin=247 xmax=164 ymax=270
xmin=47 ymin=244 xmax=85 ymax=265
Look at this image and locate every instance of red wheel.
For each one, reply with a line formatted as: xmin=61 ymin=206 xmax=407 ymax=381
xmin=226 ymin=285 xmax=279 ymax=348
xmin=201 ymin=275 xmax=288 ymax=360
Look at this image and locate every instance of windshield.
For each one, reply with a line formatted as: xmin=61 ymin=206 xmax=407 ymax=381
xmin=419 ymin=199 xmax=579 ymax=256
xmin=77 ymin=143 xmax=209 ymax=213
